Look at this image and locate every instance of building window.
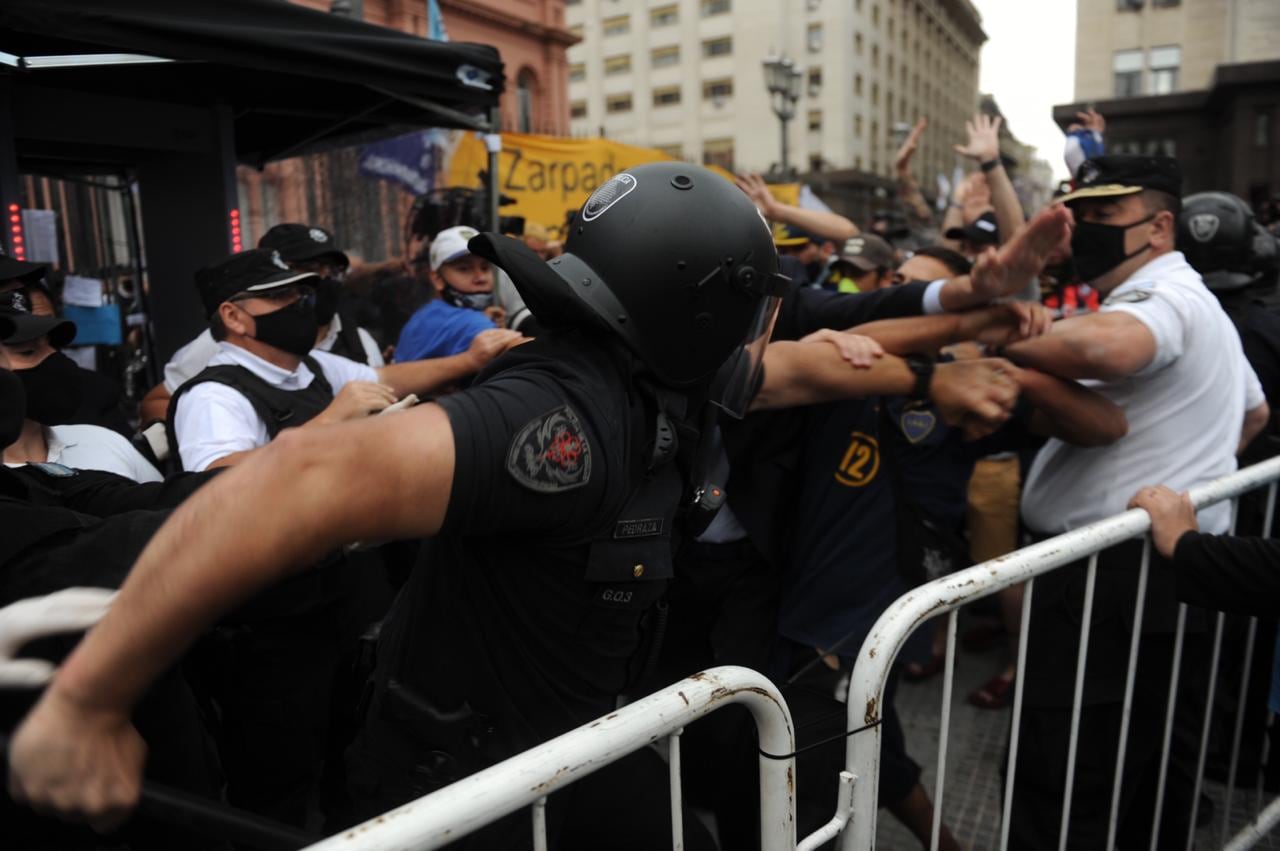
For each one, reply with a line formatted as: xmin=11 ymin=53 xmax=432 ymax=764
xmin=872 ymin=44 xmax=879 ymax=66
xmin=854 ymin=32 xmax=864 ymax=55
xmin=656 ymin=144 xmax=684 ymax=159
xmin=653 ymin=86 xmax=682 ymax=107
xmin=871 ymin=81 xmax=879 ymax=105
xmin=701 ymin=0 xmax=731 ymax=17
xmin=1149 ymin=45 xmax=1180 ymax=94
xmin=809 ymin=155 xmax=824 ymax=173
xmin=854 ymin=114 xmax=863 ymax=137
xmin=702 ymin=138 xmax=735 ymax=171
xmin=872 ymin=4 xmax=880 ymax=25
xmin=605 ymin=54 xmax=632 ymax=76
xmin=808 ymin=67 xmax=823 ymax=96
xmin=703 ymin=78 xmax=734 ymax=101
xmin=1257 ymin=110 xmax=1272 ymax=148
xmin=807 ymin=23 xmax=823 ymax=52
xmin=887 ymin=54 xmax=894 ymax=76
xmin=1116 ymin=0 xmax=1143 ymax=8
xmin=1152 ymin=0 xmax=1180 ymax=5
xmin=570 ymin=100 xmax=587 ymax=119
xmin=516 ymin=69 xmax=537 ymax=133
xmin=703 ymin=37 xmax=733 ymax=58
xmin=808 ymin=110 xmax=822 ymax=131
xmin=854 ymin=73 xmax=863 ymax=96
xmin=855 ymin=155 xmax=863 ymax=170
xmin=566 ymin=0 xmax=580 ymax=4
xmin=603 ymin=15 xmax=630 ymax=36
xmin=651 ymin=46 xmax=680 ymax=68
xmin=569 ymin=63 xmax=585 ymax=83
xmin=568 ymin=24 xmax=584 ymax=38
xmin=807 ymin=0 xmax=822 ymax=10
xmin=651 ymin=4 xmax=678 ymax=26
xmin=606 ymin=94 xmax=633 ymax=114
xmin=1113 ymin=49 xmax=1142 ymax=98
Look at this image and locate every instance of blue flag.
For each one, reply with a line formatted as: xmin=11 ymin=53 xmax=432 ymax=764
xmin=358 ymin=131 xmax=440 ymax=195
xmin=427 ymin=0 xmax=448 ymax=41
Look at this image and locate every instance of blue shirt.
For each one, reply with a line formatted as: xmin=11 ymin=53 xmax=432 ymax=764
xmin=394 ymin=300 xmax=495 ymax=362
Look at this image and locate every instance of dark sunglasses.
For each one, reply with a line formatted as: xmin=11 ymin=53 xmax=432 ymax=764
xmin=232 ymin=285 xmax=316 ymax=307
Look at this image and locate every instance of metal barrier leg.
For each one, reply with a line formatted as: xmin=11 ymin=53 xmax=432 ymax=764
xmin=1221 ymin=616 xmax=1260 ymax=847
xmin=669 ymin=730 xmax=684 ymax=851
xmin=1058 ymin=554 xmax=1099 ymax=851
xmin=532 ymin=796 xmax=548 ymax=851
xmin=1150 ymin=603 xmax=1189 ymax=851
xmin=1185 ymin=612 xmax=1227 ymax=850
xmin=1107 ymin=539 xmax=1151 ymax=850
xmin=999 ymin=577 xmax=1034 ymax=851
xmin=1184 ymin=498 xmax=1238 ymax=849
xmin=930 ymin=610 xmax=959 ymax=851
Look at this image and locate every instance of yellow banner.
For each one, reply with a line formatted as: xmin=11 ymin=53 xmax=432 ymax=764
xmin=446 ymin=133 xmax=796 ymax=239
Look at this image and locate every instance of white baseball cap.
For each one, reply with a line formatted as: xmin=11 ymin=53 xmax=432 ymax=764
xmin=429 ymin=225 xmax=481 ymax=272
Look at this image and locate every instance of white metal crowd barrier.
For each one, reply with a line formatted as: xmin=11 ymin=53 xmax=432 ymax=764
xmin=840 ymin=454 xmax=1280 ymax=851
xmin=301 ymin=665 xmax=797 ymax=851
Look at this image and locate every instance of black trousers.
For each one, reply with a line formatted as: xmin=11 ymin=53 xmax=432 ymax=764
xmin=1007 ymin=538 xmax=1209 ymax=850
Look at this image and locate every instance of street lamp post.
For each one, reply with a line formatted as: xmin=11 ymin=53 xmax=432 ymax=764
xmin=762 ymin=55 xmax=803 ymax=181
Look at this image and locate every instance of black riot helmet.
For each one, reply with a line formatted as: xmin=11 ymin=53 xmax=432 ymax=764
xmin=470 ymin=162 xmax=788 ymax=415
xmin=1178 ymin=192 xmax=1260 ymax=291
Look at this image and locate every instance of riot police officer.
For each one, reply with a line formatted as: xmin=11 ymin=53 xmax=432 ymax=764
xmin=1178 ymin=191 xmax=1280 ymax=423
xmin=5 ymin=163 xmax=795 ymax=849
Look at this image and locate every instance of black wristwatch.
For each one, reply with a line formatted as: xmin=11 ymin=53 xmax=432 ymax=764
xmin=905 ymin=355 xmax=935 ymax=400
xmin=980 ymin=157 xmax=1002 ymax=173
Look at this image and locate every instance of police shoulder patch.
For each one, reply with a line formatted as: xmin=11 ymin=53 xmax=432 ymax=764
xmin=507 ymin=405 xmax=593 ymax=493
xmin=1104 ymin=288 xmax=1153 ymax=306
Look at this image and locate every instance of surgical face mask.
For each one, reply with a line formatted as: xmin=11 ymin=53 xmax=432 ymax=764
xmin=14 ymin=351 xmax=83 ymax=426
xmin=313 ymin=279 xmax=342 ymax=326
xmin=0 ymin=368 xmax=26 ymax=446
xmin=251 ymin=298 xmax=318 ymax=358
xmin=443 ymin=286 xmax=495 ymax=312
xmin=1070 ymin=214 xmax=1155 ymax=283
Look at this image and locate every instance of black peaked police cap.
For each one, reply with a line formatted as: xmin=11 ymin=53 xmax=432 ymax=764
xmin=195 ymin=249 xmax=320 ymax=318
xmin=1061 ymin=155 xmax=1182 ymax=205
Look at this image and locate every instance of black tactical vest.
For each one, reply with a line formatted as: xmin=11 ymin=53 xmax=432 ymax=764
xmin=166 ymin=354 xmax=334 ymax=471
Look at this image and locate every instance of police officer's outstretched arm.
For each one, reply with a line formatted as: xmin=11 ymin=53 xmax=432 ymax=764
xmin=6 ymin=403 xmax=458 ymax=830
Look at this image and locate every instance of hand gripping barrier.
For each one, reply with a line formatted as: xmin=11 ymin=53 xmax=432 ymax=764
xmin=833 ymin=455 xmax=1280 ymax=851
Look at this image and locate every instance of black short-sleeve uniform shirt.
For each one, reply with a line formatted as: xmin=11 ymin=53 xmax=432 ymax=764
xmin=372 ymin=331 xmax=669 ymax=773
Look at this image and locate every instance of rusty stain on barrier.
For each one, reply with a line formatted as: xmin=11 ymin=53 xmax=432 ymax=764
xmin=864 ymin=696 xmax=878 ymax=725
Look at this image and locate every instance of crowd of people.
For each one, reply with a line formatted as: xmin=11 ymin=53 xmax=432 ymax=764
xmin=1 ymin=104 xmax=1279 ymax=851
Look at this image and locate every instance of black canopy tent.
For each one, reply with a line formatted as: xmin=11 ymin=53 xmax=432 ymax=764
xmin=0 ymin=0 xmax=504 ymax=360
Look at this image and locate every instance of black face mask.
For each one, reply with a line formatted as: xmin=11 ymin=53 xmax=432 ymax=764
xmin=443 ymin=286 xmax=494 ymax=312
xmin=15 ymin=351 xmax=83 ymax=426
xmin=1070 ymin=214 xmax=1155 ymax=283
xmin=251 ymin=300 xmax=318 ymax=358
xmin=0 ymin=368 xmax=27 ymax=446
xmin=314 ymin=279 xmax=342 ymax=326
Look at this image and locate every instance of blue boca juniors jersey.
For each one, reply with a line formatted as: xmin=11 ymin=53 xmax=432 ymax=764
xmin=779 ymin=393 xmax=1034 ymax=655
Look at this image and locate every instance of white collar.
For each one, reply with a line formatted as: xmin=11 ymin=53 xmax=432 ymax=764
xmin=43 ymin=425 xmax=72 ymax=463
xmin=316 ymin=314 xmax=343 ymax=352
xmin=213 ymin=342 xmax=314 ymax=390
xmin=1108 ymin=251 xmax=1188 ymax=297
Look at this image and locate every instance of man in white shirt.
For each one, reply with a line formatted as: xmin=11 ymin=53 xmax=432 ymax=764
xmin=141 ymin=224 xmax=386 ymax=423
xmin=0 ymin=298 xmax=162 ymax=483
xmin=169 ymin=248 xmax=520 ymax=472
xmin=1001 ymin=155 xmax=1269 ymax=849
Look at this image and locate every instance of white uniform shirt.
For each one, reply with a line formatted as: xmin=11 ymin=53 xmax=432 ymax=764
xmin=1022 ymin=251 xmax=1265 ymax=535
xmin=163 ymin=316 xmax=382 ymax=392
xmin=173 ymin=343 xmax=378 ymax=472
xmin=3 ymin=424 xmax=163 ymax=483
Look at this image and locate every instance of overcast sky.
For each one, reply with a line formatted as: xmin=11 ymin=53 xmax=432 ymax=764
xmin=970 ymin=0 xmax=1078 ymax=181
